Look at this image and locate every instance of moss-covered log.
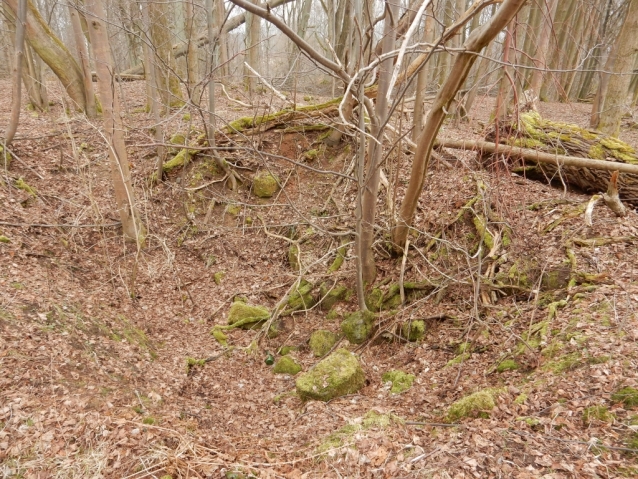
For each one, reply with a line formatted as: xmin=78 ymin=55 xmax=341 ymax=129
xmin=485 ymin=112 xmax=638 ymax=204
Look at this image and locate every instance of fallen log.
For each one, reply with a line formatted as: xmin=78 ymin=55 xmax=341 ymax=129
xmin=449 ymin=112 xmax=638 ymax=204
xmin=91 ymin=72 xmax=145 ymax=82
xmin=435 ymin=138 xmax=638 ymax=175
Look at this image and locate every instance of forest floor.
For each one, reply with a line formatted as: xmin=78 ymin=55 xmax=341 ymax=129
xmin=1 ymin=80 xmax=638 ymax=479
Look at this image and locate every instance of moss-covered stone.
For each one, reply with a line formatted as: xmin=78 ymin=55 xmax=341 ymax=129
xmin=278 ymin=345 xmax=296 ymax=356
xmin=227 ymin=301 xmax=270 ymax=329
xmin=400 ymin=320 xmax=425 ymax=341
xmin=253 ymin=171 xmax=279 ymax=198
xmin=583 ymin=405 xmax=615 ymax=424
xmin=496 ymin=359 xmax=519 ymax=372
xmin=365 ymin=288 xmax=384 ymax=311
xmin=15 ymin=177 xmax=37 ymax=197
xmin=285 ymin=279 xmax=316 ymax=313
xmin=319 ymin=283 xmax=349 ymax=311
xmin=541 ymin=267 xmax=571 ymax=290
xmin=382 ymin=370 xmax=415 ymax=394
xmin=273 ymin=356 xmax=302 ymax=375
xmin=612 ymin=387 xmax=638 ymax=408
xmin=341 ymin=310 xmax=375 ymax=344
xmin=0 ymin=236 xmax=10 ymax=243
xmin=213 ymin=272 xmax=224 ymax=285
xmin=296 ymin=349 xmax=365 ymax=401
xmin=328 ymin=245 xmax=347 ymax=272
xmin=447 ymin=389 xmax=500 ymax=422
xmin=309 ymin=329 xmax=338 ymax=357
xmin=225 ymin=204 xmax=242 ymax=216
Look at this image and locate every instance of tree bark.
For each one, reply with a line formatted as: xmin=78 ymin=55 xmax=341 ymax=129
xmin=357 ymin=0 xmax=399 ymax=284
xmin=149 ymin=0 xmax=183 ymax=110
xmin=5 ymin=0 xmax=26 ymax=146
xmin=85 ymin=0 xmax=146 ymax=245
xmin=68 ymin=1 xmax=96 ymax=118
xmin=4 ymin=0 xmax=87 ymax=111
xmin=392 ymin=0 xmax=527 ymax=252
xmin=596 ymin=0 xmax=638 ymax=136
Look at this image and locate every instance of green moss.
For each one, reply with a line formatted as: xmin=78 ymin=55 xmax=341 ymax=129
xmin=341 ymin=310 xmax=375 ymax=344
xmin=318 ymin=410 xmax=399 ymax=453
xmin=186 ymin=357 xmax=206 ymax=373
xmin=225 ymin=204 xmax=242 ymax=216
xmin=319 ymin=283 xmax=349 ymax=311
xmin=583 ymin=406 xmax=614 ymax=424
xmin=211 ymin=328 xmax=228 ymax=346
xmin=296 ymin=349 xmax=365 ymax=401
xmin=496 ymin=359 xmax=519 ymax=372
xmin=365 ymin=288 xmax=384 ymax=311
xmin=446 ymin=352 xmax=470 ymax=367
xmin=285 ymin=279 xmax=316 ymax=313
xmin=252 ymin=171 xmax=279 ymax=198
xmin=382 ymin=370 xmax=415 ymax=394
xmin=514 ymin=394 xmax=528 ymax=405
xmin=182 ymin=113 xmax=191 ymax=121
xmin=400 ymin=320 xmax=425 ymax=341
xmin=473 ymin=215 xmax=494 ymax=250
xmin=544 ymin=352 xmax=581 ymax=373
xmin=278 ymin=345 xmax=296 ymax=356
xmin=15 ymin=177 xmax=37 ymax=197
xmin=226 ymin=301 xmax=270 ymax=328
xmin=447 ymin=389 xmax=500 ymax=422
xmin=612 ymin=387 xmax=638 ymax=408
xmin=273 ymin=356 xmax=302 ymax=375
xmin=0 ymin=236 xmax=10 ymax=243
xmin=163 ymin=148 xmax=191 ymax=172
xmin=309 ymin=330 xmax=338 ymax=357
xmin=328 ymin=245 xmax=347 ymax=273
xmin=142 ymin=417 xmax=156 ymax=425
xmin=169 ymin=132 xmax=186 ymax=147
xmin=213 ymin=272 xmax=225 ymax=285
xmin=326 ymin=309 xmax=340 ymax=321
xmin=304 ymin=149 xmax=319 ymax=161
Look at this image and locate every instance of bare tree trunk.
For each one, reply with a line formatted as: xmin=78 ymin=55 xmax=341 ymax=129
xmin=413 ymin=6 xmax=435 ymax=141
xmin=141 ymin=1 xmax=165 ymax=182
xmin=215 ymin=0 xmax=229 ymax=79
xmin=22 ymin=45 xmax=48 ymax=111
xmin=184 ymin=0 xmax=200 ymax=103
xmin=85 ymin=0 xmax=146 ymax=245
xmin=4 ymin=0 xmax=87 ymax=111
xmin=357 ymin=0 xmax=399 ymax=284
xmin=68 ymin=1 xmax=96 ymax=118
xmin=528 ymin=0 xmax=558 ymax=98
xmin=494 ymin=22 xmax=514 ymax=121
xmin=4 ymin=0 xmax=26 ymax=145
xmin=392 ymin=0 xmax=527 ymax=251
xmin=595 ymin=0 xmax=638 ymax=136
xmin=244 ymin=0 xmax=261 ymax=94
xmin=149 ymin=0 xmax=183 ymax=110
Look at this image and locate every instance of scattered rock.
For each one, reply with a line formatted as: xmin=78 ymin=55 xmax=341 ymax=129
xmin=341 ymin=310 xmax=375 ymax=344
xmin=309 ymin=330 xmax=338 ymax=357
xmin=285 ymin=279 xmax=316 ymax=313
xmin=447 ymin=389 xmax=500 ymax=422
xmin=273 ymin=356 xmax=302 ymax=375
xmin=253 ymin=171 xmax=279 ymax=198
xmin=400 ymin=320 xmax=425 ymax=341
xmin=319 ymin=283 xmax=349 ymax=311
xmin=296 ymin=349 xmax=366 ymax=401
xmin=227 ymin=301 xmax=270 ymax=329
xmin=381 ymin=370 xmax=415 ymax=394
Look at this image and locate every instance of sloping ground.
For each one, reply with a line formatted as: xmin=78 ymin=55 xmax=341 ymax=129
xmin=1 ymin=81 xmax=638 ymax=478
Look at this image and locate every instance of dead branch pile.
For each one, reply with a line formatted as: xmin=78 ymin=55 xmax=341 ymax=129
xmin=486 ymin=112 xmax=638 ymax=204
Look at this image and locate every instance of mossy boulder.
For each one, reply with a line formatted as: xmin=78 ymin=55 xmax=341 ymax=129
xmin=382 ymin=370 xmax=415 ymax=394
xmin=319 ymin=283 xmax=349 ymax=311
xmin=285 ymin=279 xmax=316 ymax=313
xmin=168 ymin=132 xmax=186 ymax=152
xmin=252 ymin=171 xmax=279 ymax=198
xmin=496 ymin=359 xmax=519 ymax=372
xmin=612 ymin=387 xmax=638 ymax=408
xmin=309 ymin=330 xmax=338 ymax=357
xmin=273 ymin=356 xmax=302 ymax=375
xmin=341 ymin=310 xmax=375 ymax=344
xmin=447 ymin=389 xmax=500 ymax=422
xmin=365 ymin=282 xmax=436 ymax=311
xmin=296 ymin=349 xmax=365 ymax=401
xmin=227 ymin=301 xmax=270 ymax=329
xmin=400 ymin=320 xmax=425 ymax=341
